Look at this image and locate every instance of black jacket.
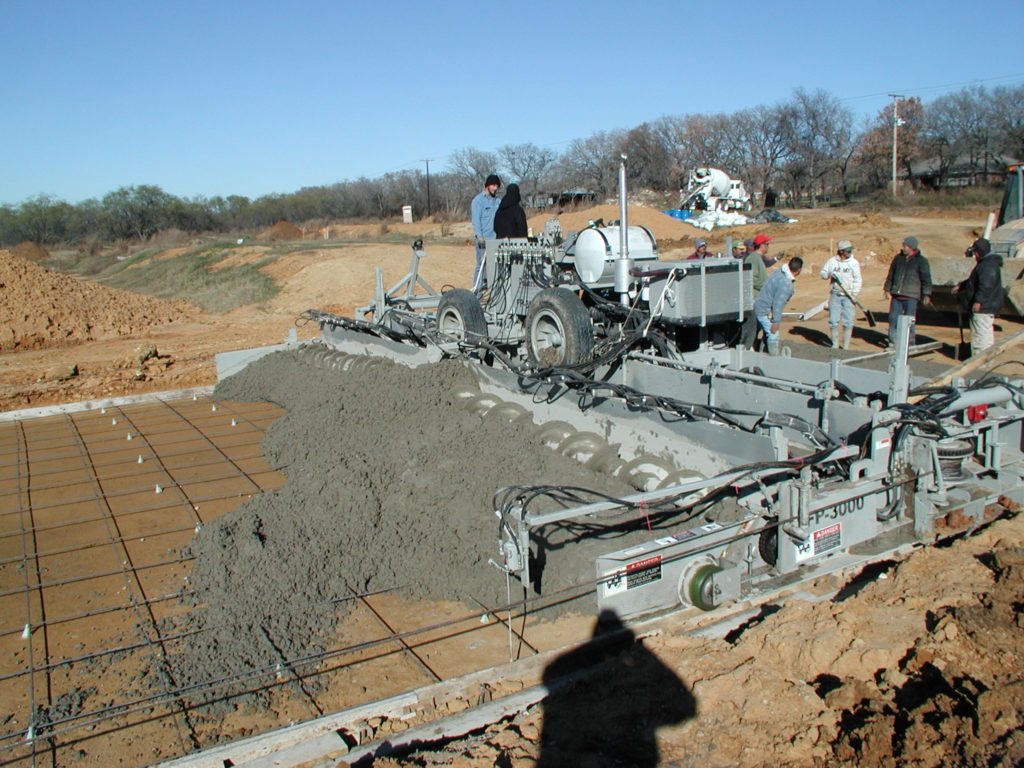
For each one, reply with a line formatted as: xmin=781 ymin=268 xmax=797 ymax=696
xmin=958 ymin=252 xmax=1004 ymax=314
xmin=884 ymin=251 xmax=932 ymax=301
xmin=493 ymin=184 xmax=528 ymax=238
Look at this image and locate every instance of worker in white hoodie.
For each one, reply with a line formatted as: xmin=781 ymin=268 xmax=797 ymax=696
xmin=819 ymin=240 xmax=863 ymax=349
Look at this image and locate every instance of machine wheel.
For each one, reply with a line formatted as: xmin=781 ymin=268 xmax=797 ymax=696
xmin=436 ymin=289 xmax=487 ymax=344
xmin=684 ymin=563 xmax=722 ymax=611
xmin=758 ymin=517 xmax=778 ymax=567
xmin=524 ymin=288 xmax=594 ymax=367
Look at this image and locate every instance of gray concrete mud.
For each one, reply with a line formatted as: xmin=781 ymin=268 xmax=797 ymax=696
xmin=165 ymin=350 xmax=648 ymax=706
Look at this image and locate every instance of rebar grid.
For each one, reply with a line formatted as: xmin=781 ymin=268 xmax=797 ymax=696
xmin=0 ymin=396 xmax=573 ymax=768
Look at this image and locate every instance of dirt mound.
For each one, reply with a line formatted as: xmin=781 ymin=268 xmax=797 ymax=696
xmin=0 ymin=249 xmax=193 ymax=353
xmin=11 ymin=241 xmax=50 ymax=261
xmin=260 ymin=220 xmax=303 ymax=242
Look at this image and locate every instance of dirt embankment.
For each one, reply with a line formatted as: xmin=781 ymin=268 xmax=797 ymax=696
xmin=0 ymin=249 xmax=193 ymax=353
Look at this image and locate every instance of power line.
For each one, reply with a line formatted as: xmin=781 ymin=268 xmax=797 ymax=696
xmin=840 ymin=72 xmax=1024 ymax=103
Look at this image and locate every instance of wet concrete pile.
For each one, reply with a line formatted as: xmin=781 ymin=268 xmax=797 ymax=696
xmin=165 ymin=349 xmax=642 ymax=704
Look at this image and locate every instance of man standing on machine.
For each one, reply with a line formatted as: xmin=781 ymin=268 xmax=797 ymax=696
xmin=471 ymin=174 xmax=502 ymax=295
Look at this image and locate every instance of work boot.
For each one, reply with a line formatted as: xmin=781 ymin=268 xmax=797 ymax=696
xmin=842 ymin=326 xmax=853 ymax=350
xmin=830 ymin=327 xmax=840 ymax=349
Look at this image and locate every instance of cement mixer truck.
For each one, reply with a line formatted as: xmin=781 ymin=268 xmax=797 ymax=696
xmin=679 ymin=167 xmax=751 ymax=213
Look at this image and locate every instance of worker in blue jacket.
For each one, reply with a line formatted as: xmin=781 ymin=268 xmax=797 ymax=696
xmin=753 ymin=256 xmax=803 ymax=356
xmin=470 ymin=174 xmax=502 ymax=294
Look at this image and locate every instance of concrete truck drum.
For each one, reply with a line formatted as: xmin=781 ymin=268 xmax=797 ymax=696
xmin=680 ymin=167 xmax=752 ymax=213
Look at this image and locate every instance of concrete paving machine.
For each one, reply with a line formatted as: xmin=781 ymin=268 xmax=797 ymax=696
xmin=295 ymin=160 xmax=1024 ymax=622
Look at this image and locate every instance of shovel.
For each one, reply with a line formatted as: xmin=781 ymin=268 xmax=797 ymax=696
xmin=830 ymin=276 xmax=876 ymax=327
xmin=800 ymin=298 xmax=830 ymax=321
xmin=955 ymin=304 xmax=970 ymax=361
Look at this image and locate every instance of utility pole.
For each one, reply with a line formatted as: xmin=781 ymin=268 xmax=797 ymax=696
xmin=422 ymin=159 xmax=431 ymax=217
xmin=888 ymin=93 xmax=904 ymax=197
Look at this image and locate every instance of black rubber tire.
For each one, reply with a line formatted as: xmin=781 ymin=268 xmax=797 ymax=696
xmin=436 ymin=289 xmax=487 ymax=343
xmin=758 ymin=516 xmax=778 ymax=567
xmin=524 ymin=288 xmax=594 ymax=367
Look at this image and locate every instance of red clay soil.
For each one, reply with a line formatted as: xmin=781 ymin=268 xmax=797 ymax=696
xmin=261 ymin=220 xmax=304 ymax=241
xmin=11 ymin=241 xmax=50 ymax=261
xmin=0 ymin=249 xmax=192 ymax=353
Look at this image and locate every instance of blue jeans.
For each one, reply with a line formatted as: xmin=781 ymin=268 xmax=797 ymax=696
xmin=472 ymin=240 xmax=486 ymax=293
xmin=828 ymin=294 xmax=855 ymax=328
xmin=888 ymin=296 xmax=917 ymax=344
xmin=756 ymin=315 xmax=777 ymax=344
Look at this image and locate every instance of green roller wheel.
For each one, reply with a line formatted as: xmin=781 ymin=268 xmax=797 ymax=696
xmin=686 ymin=563 xmax=722 ymax=611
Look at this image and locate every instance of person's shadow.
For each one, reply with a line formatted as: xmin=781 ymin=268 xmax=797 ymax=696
xmin=536 ymin=609 xmax=696 ymax=767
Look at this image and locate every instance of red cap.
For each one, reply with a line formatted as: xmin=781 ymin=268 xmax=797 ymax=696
xmin=753 ymin=234 xmax=773 ymax=246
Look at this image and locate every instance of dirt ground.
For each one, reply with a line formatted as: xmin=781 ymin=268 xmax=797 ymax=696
xmin=2 ymin=205 xmax=1019 ymax=414
xmin=3 ymin=205 xmax=1024 ymax=767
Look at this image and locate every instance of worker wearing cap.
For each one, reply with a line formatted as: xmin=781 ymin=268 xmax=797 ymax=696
xmin=952 ymin=237 xmax=1003 ymax=355
xmin=471 ymin=174 xmax=502 ymax=294
xmin=819 ymin=240 xmax=863 ymax=349
xmin=883 ymin=236 xmax=932 ymax=347
xmin=688 ymin=238 xmax=708 ymax=260
xmin=753 ymin=257 xmax=803 ymax=356
xmin=738 ymin=239 xmax=769 ymax=349
xmin=753 ymin=234 xmax=777 ymax=267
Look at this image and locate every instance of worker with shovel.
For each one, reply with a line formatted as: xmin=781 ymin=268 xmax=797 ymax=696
xmin=819 ymin=240 xmax=863 ymax=349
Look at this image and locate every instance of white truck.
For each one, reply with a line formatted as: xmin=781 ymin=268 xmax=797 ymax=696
xmin=679 ymin=167 xmax=751 ymax=213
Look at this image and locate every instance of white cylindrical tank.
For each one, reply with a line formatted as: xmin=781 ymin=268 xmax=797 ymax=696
xmin=694 ymin=168 xmax=732 ymax=197
xmin=568 ymin=226 xmax=657 ymax=284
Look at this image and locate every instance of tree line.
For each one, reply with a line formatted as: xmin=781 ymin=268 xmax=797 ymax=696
xmin=2 ymin=83 xmax=1021 ymax=247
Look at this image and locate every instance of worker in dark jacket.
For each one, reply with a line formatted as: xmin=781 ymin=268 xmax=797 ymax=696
xmin=493 ymin=183 xmax=528 ymax=239
xmin=953 ymin=237 xmax=1003 ymax=355
xmin=883 ymin=236 xmax=932 ymax=346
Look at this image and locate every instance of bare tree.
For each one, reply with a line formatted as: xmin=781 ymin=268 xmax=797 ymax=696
xmin=783 ymin=88 xmax=854 ymax=205
xmin=732 ymin=105 xmax=793 ymax=204
xmin=496 ymin=142 xmax=557 ymax=198
xmin=855 ymin=97 xmax=924 ymax=190
xmin=555 ymin=131 xmax=624 ymax=197
xmin=448 ymin=147 xmax=501 ymax=187
xmin=988 ymin=84 xmax=1024 ymax=164
xmin=615 ymin=123 xmax=675 ymax=191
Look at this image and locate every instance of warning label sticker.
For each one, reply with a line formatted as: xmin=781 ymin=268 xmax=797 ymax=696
xmin=795 ymin=523 xmax=842 ymax=563
xmin=601 ymin=555 xmax=663 ymax=596
xmin=814 ymin=523 xmax=841 ymax=554
xmin=626 ymin=556 xmax=662 ymax=589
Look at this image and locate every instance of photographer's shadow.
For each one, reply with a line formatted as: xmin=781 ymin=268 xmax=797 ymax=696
xmin=537 ymin=609 xmax=696 ymax=767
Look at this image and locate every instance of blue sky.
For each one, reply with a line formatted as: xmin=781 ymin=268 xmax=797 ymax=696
xmin=3 ymin=0 xmax=1022 ymax=205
